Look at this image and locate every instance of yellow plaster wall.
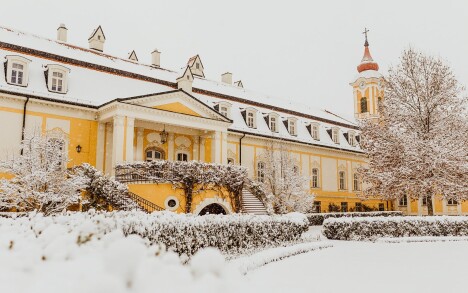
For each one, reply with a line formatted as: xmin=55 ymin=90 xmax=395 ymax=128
xmin=153 ymin=102 xmax=202 ymax=117
xmin=128 ymin=183 xmax=233 ymax=213
xmin=205 ymin=138 xmax=212 ymax=163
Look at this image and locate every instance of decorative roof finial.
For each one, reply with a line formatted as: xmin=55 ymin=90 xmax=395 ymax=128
xmin=363 ymin=27 xmax=370 ymax=47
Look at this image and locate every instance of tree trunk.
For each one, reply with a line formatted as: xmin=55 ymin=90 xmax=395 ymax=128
xmin=426 ymin=194 xmax=434 ymax=216
xmin=185 ymin=187 xmax=193 ymax=214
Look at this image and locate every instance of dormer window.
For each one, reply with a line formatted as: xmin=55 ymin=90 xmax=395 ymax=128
xmin=214 ymin=102 xmax=231 ymax=119
xmin=307 ymin=122 xmax=320 ymax=140
xmin=45 ymin=64 xmax=70 ymax=94
xmin=284 ymin=117 xmax=298 ymax=136
xmin=266 ymin=113 xmax=279 ymax=133
xmin=332 ymin=127 xmax=340 ymax=144
xmin=5 ymin=55 xmax=31 ymax=87
xmin=196 ymin=63 xmax=200 ymax=69
xmin=348 ymin=131 xmax=356 ymax=146
xmin=247 ymin=111 xmax=255 ymax=128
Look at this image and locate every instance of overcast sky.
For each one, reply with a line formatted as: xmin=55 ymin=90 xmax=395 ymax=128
xmin=2 ymin=0 xmax=467 ymax=117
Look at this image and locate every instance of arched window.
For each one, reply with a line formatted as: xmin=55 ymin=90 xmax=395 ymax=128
xmin=146 ymin=147 xmax=165 ymax=161
xmin=353 ymin=173 xmax=360 ymax=191
xmin=360 ymin=97 xmax=368 ymax=113
xmin=311 ymin=168 xmax=319 ymax=188
xmin=339 ymin=171 xmax=346 ymax=190
xmin=257 ymin=161 xmax=265 ymax=183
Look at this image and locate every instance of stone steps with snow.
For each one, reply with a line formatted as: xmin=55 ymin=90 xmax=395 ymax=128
xmin=242 ymin=189 xmax=268 ymax=215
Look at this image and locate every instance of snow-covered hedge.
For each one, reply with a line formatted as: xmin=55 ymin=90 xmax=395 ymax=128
xmin=323 ymin=216 xmax=468 ymax=241
xmin=306 ymin=211 xmax=403 ymax=226
xmin=2 ymin=210 xmax=309 ymax=256
xmin=0 ymin=216 xmax=252 ymax=293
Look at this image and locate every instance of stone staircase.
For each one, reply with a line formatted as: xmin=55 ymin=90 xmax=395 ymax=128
xmin=241 ymin=189 xmax=268 ymax=215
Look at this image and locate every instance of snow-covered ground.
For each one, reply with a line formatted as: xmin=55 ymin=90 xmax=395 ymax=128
xmin=248 ymin=240 xmax=468 ymax=293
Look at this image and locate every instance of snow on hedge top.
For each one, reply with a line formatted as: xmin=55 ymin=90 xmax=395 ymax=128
xmin=324 ymin=215 xmax=468 ymax=224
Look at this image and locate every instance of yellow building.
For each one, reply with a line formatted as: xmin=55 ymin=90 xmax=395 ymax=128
xmin=0 ymin=24 xmax=453 ymax=215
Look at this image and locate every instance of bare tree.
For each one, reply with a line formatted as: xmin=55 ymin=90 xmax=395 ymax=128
xmin=359 ymin=48 xmax=468 ymax=215
xmin=0 ymin=130 xmax=88 ymax=215
xmin=258 ymin=141 xmax=315 ymax=214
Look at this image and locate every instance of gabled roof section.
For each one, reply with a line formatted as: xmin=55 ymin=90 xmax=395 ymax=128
xmin=177 ymin=65 xmax=194 ymax=82
xmin=88 ymin=25 xmax=106 ymax=41
xmin=187 ymin=54 xmax=205 ymax=77
xmin=115 ymin=89 xmax=231 ymax=123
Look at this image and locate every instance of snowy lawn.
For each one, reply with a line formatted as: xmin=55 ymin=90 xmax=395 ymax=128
xmin=248 ymin=240 xmax=468 ymax=293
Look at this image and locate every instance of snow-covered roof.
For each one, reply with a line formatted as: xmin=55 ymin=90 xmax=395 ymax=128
xmin=0 ymin=25 xmax=362 ymax=153
xmin=352 ymin=70 xmax=383 ymax=83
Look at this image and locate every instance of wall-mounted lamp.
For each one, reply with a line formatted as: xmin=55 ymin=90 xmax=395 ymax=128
xmin=160 ymin=125 xmax=168 ymax=144
xmin=76 ymin=145 xmax=82 ymax=153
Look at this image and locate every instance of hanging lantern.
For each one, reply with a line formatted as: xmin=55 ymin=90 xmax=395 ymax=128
xmin=160 ymin=126 xmax=168 ymax=144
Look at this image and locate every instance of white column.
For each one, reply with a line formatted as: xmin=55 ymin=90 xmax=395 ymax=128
xmin=442 ymin=199 xmax=448 ymax=215
xmin=221 ymin=131 xmax=228 ymax=164
xmin=124 ymin=117 xmax=134 ymax=163
xmin=104 ymin=123 xmax=113 ymax=175
xmin=95 ymin=122 xmax=106 ymax=171
xmin=167 ymin=133 xmax=175 ymax=161
xmin=199 ymin=138 xmax=206 ymax=162
xmin=136 ymin=127 xmax=144 ymax=161
xmin=212 ymin=131 xmax=222 ymax=164
xmin=192 ymin=136 xmax=199 ymax=161
xmin=111 ymin=115 xmax=125 ymax=176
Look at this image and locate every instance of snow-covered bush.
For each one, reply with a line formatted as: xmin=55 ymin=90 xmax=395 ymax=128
xmin=323 ymin=216 xmax=468 ymax=241
xmin=0 ymin=216 xmax=251 ymax=293
xmin=1 ymin=210 xmax=309 ymax=256
xmin=76 ymin=164 xmax=141 ymax=211
xmin=0 ymin=130 xmax=88 ymax=215
xmin=307 ymin=211 xmax=403 ymax=226
xmin=115 ymin=161 xmax=248 ymax=213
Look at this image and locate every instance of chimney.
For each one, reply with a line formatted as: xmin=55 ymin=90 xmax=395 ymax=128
xmin=151 ymin=49 xmax=161 ymax=67
xmin=57 ymin=23 xmax=67 ymax=42
xmin=221 ymin=72 xmax=232 ymax=85
xmin=88 ymin=26 xmax=106 ymax=52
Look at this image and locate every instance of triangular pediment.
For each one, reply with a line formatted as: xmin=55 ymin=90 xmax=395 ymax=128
xmin=120 ymin=90 xmax=230 ymax=122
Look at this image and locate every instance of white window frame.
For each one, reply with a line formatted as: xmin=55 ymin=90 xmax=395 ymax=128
xmin=332 ymin=127 xmax=340 ymax=144
xmin=339 ymin=171 xmax=346 ymax=190
xmin=269 ymin=113 xmax=279 ymax=133
xmin=399 ymin=195 xmax=408 ymax=207
xmin=145 ymin=147 xmax=165 ymax=161
xmin=5 ymin=55 xmax=31 ymax=87
xmin=447 ymin=198 xmax=458 ymax=206
xmin=288 ymin=118 xmax=298 ymax=136
xmin=311 ymin=123 xmax=320 ymax=140
xmin=348 ymin=131 xmax=356 ymax=146
xmin=245 ymin=108 xmax=257 ymax=128
xmin=311 ymin=168 xmax=319 ymax=188
xmin=46 ymin=64 xmax=70 ymax=93
xmin=353 ymin=173 xmax=360 ymax=191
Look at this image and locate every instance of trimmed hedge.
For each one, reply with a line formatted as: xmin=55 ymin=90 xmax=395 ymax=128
xmin=306 ymin=211 xmax=403 ymax=226
xmin=1 ymin=211 xmax=309 ymax=256
xmin=323 ymin=216 xmax=468 ymax=241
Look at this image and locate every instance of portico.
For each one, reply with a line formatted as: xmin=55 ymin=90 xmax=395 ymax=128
xmin=95 ymin=90 xmax=232 ymax=175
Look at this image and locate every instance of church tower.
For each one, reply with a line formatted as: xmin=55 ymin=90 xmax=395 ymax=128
xmin=350 ymin=29 xmax=384 ymax=120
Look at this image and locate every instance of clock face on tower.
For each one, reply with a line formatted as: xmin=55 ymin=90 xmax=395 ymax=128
xmin=359 ymin=81 xmax=366 ymax=89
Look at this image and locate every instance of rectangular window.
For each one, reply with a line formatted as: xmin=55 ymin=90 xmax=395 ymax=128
xmin=312 ymin=124 xmax=319 ymax=140
xmin=177 ymin=153 xmax=188 ymax=161
xmin=313 ymin=201 xmax=321 ymax=213
xmin=355 ymin=202 xmax=362 ymax=212
xmin=353 ymin=174 xmax=360 ymax=191
xmin=289 ymin=120 xmax=296 ymax=136
xmin=220 ymin=106 xmax=228 ymax=117
xmin=257 ymin=162 xmax=265 ymax=183
xmin=247 ymin=112 xmax=254 ymax=128
xmin=422 ymin=196 xmax=428 ymax=206
xmin=339 ymin=171 xmax=346 ymax=190
xmin=341 ymin=202 xmax=348 ymax=213
xmin=51 ymin=71 xmax=64 ymax=92
xmin=332 ymin=128 xmax=339 ymax=144
xmin=399 ymin=195 xmax=408 ymax=206
xmin=349 ymin=134 xmax=355 ymax=146
xmin=11 ymin=63 xmax=24 ymax=85
xmin=379 ymin=203 xmax=385 ymax=211
xmin=447 ymin=199 xmax=458 ymax=206
xmin=270 ymin=117 xmax=277 ymax=132
xmin=311 ymin=168 xmax=319 ymax=188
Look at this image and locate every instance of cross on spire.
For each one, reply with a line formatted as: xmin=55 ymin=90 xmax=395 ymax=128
xmin=363 ymin=27 xmax=370 ymax=46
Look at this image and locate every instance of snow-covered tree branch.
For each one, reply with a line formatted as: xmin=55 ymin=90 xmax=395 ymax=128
xmin=359 ymin=48 xmax=468 ymax=215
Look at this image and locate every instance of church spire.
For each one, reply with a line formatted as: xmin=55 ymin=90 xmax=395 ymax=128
xmin=357 ymin=28 xmax=379 ymax=73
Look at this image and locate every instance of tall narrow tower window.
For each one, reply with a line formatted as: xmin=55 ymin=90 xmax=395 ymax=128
xmin=360 ymin=97 xmax=368 ymax=113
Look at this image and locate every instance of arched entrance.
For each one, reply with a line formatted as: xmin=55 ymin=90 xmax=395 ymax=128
xmin=198 ymin=203 xmax=227 ymax=215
